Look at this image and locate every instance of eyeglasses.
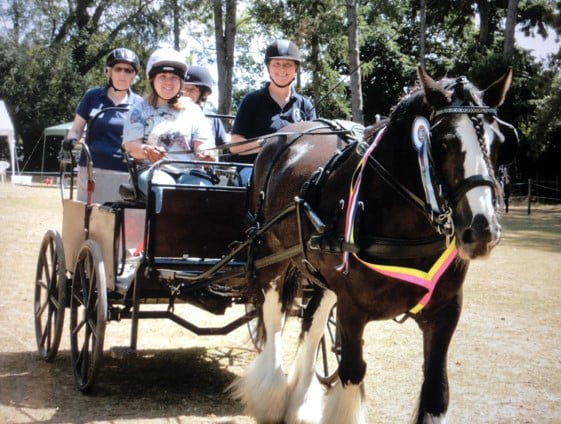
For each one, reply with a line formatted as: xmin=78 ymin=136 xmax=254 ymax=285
xmin=112 ymin=66 xmax=135 ymax=74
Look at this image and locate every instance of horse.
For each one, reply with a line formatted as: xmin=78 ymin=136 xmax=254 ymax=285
xmin=230 ymin=65 xmax=518 ymax=424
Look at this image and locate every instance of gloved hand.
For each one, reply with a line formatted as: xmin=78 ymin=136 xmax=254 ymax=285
xmin=62 ymin=137 xmax=78 ymax=151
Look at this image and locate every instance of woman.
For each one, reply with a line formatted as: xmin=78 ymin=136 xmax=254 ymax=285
xmin=64 ymin=48 xmax=142 ymax=203
xmin=122 ymin=47 xmax=215 ymax=211
xmin=183 ymin=65 xmax=229 ymax=149
xmin=229 ymin=39 xmax=316 ymax=185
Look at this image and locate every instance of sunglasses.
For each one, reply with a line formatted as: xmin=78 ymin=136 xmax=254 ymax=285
xmin=112 ymin=66 xmax=135 ymax=74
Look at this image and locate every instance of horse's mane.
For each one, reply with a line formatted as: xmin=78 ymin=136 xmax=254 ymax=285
xmin=389 ymin=90 xmax=429 ymax=124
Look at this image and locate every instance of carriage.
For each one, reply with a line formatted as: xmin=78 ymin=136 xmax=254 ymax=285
xmin=33 ymin=107 xmax=347 ymax=393
xmin=34 ymin=66 xmax=518 ymax=423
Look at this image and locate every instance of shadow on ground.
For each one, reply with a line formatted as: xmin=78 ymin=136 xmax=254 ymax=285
xmin=0 ymin=346 xmax=254 ymax=423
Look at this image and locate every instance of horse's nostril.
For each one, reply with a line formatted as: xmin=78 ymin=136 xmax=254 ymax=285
xmin=471 ymin=214 xmax=488 ymax=229
xmin=462 ymin=228 xmax=476 ymax=244
xmin=461 ymin=214 xmax=494 ymax=246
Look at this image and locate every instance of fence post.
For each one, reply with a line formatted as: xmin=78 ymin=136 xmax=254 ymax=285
xmin=527 ymin=178 xmax=532 ymax=215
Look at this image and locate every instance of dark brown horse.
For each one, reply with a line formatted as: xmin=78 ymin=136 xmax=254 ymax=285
xmin=231 ymin=66 xmax=517 ymax=423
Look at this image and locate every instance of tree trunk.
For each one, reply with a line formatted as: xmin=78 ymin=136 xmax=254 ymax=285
xmin=504 ymin=0 xmax=519 ymax=61
xmin=419 ymin=0 xmax=426 ymax=67
xmin=347 ymin=0 xmax=363 ymax=124
xmin=213 ymin=0 xmax=236 ymax=121
xmin=477 ymin=0 xmax=490 ymax=45
xmin=172 ymin=0 xmax=180 ymax=50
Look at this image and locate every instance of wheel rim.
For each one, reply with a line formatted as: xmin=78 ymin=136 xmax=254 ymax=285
xmin=70 ymin=240 xmax=107 ymax=392
xmin=245 ymin=303 xmax=263 ymax=352
xmin=315 ymin=304 xmax=340 ymax=386
xmin=34 ymin=230 xmax=67 ymax=361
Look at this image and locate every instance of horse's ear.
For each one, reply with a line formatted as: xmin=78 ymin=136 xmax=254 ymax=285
xmin=417 ymin=65 xmax=451 ymax=108
xmin=482 ymin=68 xmax=512 ymax=108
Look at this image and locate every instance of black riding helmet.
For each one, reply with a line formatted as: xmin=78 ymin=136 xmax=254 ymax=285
xmin=106 ymin=48 xmax=140 ymax=73
xmin=105 ymin=48 xmax=140 ymax=92
xmin=184 ymin=66 xmax=214 ymax=92
xmin=264 ymin=39 xmax=301 ymax=64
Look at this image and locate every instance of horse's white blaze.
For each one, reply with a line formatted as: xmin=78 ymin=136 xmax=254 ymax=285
xmin=455 ymin=116 xmax=495 ymax=218
xmin=423 ymin=412 xmax=447 ymax=424
xmin=230 ymin=279 xmax=289 ymax=422
xmin=285 ymin=290 xmax=337 ymax=424
xmin=321 ymin=382 xmax=366 ymax=424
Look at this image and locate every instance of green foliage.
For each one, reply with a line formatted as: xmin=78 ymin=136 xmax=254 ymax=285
xmin=0 ymin=0 xmax=560 ymax=178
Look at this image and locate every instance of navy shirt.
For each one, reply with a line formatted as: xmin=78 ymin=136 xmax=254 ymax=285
xmin=76 ymin=86 xmax=142 ymax=171
xmin=231 ymin=83 xmax=316 ymax=163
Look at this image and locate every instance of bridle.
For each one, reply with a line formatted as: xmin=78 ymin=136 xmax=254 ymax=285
xmin=364 ymin=77 xmax=504 ymax=240
xmin=429 ymin=77 xmax=502 ymax=209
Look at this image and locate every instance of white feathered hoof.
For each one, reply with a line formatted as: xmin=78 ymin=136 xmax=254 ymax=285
xmin=284 ymin=373 xmax=324 ymax=424
xmin=320 ymin=381 xmax=366 ymax=424
xmin=229 ymin=354 xmax=289 ymax=422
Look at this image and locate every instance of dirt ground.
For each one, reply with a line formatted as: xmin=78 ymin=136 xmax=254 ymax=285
xmin=0 ymin=183 xmax=560 ymax=424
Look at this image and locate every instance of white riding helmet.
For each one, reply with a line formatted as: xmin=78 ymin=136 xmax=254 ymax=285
xmin=146 ymin=48 xmax=188 ymax=79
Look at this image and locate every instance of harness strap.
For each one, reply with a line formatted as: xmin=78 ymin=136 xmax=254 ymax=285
xmin=353 ymin=238 xmax=458 ymax=314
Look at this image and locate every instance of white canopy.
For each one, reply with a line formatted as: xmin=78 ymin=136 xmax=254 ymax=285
xmin=0 ymin=100 xmax=16 ymax=180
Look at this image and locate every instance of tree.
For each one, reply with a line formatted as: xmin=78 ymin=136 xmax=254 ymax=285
xmin=504 ymin=0 xmax=519 ymax=60
xmin=0 ymin=0 xmax=171 ymax=170
xmin=347 ymin=0 xmax=363 ymax=124
xmin=213 ymin=0 xmax=237 ymax=118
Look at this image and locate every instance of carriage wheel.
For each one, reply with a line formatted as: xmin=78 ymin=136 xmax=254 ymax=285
xmin=315 ymin=304 xmax=341 ymax=386
xmin=70 ymin=240 xmax=107 ymax=393
xmin=245 ymin=303 xmax=264 ymax=352
xmin=34 ymin=230 xmax=67 ymax=361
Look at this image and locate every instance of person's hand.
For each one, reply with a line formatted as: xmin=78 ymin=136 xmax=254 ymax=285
xmin=142 ymin=144 xmax=166 ymax=163
xmin=195 ymin=150 xmax=216 ymax=161
xmin=62 ymin=137 xmax=78 ymax=151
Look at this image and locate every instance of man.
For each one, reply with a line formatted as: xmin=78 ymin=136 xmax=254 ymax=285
xmin=229 ymin=39 xmax=316 ymax=185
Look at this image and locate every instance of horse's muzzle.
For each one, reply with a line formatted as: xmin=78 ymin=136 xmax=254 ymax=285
xmin=457 ymin=213 xmax=501 ymax=259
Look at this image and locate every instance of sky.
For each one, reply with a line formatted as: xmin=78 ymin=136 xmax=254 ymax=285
xmin=516 ymin=32 xmax=559 ymax=60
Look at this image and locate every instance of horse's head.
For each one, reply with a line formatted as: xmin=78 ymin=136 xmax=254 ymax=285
xmin=416 ymin=66 xmax=518 ymax=260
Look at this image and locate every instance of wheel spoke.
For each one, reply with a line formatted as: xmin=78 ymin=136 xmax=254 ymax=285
xmin=39 ymin=314 xmax=52 ymax=347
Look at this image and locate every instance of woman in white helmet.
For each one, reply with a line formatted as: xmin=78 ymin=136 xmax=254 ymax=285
xmin=122 ymin=47 xmax=215 ymax=211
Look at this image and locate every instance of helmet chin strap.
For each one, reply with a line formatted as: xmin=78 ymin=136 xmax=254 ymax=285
xmin=109 ymin=80 xmax=128 ymax=92
xmin=269 ymin=73 xmax=294 ymax=89
xmin=152 ymin=81 xmax=181 ymax=104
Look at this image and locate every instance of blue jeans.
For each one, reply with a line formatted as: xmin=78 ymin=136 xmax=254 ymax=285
xmin=238 ymin=166 xmax=252 ymax=187
xmin=138 ymin=168 xmax=213 ymax=212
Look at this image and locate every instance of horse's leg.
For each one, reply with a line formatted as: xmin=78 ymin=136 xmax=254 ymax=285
xmin=230 ymin=275 xmax=289 ymax=422
xmin=321 ymin=307 xmax=367 ymax=424
xmin=414 ymin=293 xmax=463 ymax=424
xmin=285 ymin=288 xmax=337 ymax=424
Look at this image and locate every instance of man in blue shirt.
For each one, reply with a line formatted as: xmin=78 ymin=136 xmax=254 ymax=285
xmin=229 ymin=39 xmax=316 ymax=185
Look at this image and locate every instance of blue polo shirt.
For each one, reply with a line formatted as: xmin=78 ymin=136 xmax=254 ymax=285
xmin=76 ymin=86 xmax=142 ymax=171
xmin=231 ymin=83 xmax=316 ymax=163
